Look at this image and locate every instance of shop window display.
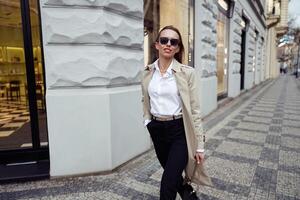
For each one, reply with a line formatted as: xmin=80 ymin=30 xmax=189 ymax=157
xmin=216 ymin=0 xmax=230 ymax=98
xmin=0 ymin=0 xmax=47 ymax=150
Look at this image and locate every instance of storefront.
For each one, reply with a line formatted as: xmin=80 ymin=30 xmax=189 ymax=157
xmin=0 ymin=0 xmax=49 ymax=181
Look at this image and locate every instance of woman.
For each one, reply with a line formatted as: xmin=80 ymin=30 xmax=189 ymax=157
xmin=141 ymin=25 xmax=211 ymax=200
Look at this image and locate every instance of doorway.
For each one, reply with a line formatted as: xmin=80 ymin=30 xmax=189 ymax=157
xmin=240 ymin=16 xmax=248 ymax=90
xmin=0 ymin=0 xmax=49 ymax=181
xmin=253 ymin=30 xmax=259 ymax=86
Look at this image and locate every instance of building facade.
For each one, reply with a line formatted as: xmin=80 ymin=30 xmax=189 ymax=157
xmin=265 ymin=0 xmax=289 ymax=78
xmin=0 ymin=0 xmax=284 ymax=180
xmin=195 ymin=0 xmax=267 ymax=115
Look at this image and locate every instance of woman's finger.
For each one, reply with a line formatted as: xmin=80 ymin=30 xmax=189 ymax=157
xmin=199 ymin=153 xmax=204 ymax=161
xmin=195 ymin=154 xmax=200 ymax=164
xmin=196 ymin=153 xmax=205 ymax=164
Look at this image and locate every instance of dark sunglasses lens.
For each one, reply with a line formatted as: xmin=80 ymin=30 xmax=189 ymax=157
xmin=159 ymin=37 xmax=179 ymax=46
xmin=159 ymin=37 xmax=169 ymax=45
xmin=170 ymin=39 xmax=179 ymax=46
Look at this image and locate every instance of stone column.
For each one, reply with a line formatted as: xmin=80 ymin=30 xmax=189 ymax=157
xmin=228 ymin=2 xmax=243 ymax=97
xmin=39 ymin=0 xmax=150 ymax=177
xmin=195 ymin=0 xmax=218 ymax=116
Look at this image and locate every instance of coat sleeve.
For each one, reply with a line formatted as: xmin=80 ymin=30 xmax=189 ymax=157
xmin=141 ymin=74 xmax=152 ymax=122
xmin=188 ymin=69 xmax=205 ymax=150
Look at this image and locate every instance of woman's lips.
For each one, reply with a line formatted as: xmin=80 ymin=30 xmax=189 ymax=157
xmin=163 ymin=48 xmax=172 ymax=53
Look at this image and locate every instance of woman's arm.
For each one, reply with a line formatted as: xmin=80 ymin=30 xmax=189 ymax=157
xmin=188 ymin=69 xmax=206 ymax=163
xmin=188 ymin=69 xmax=205 ymax=150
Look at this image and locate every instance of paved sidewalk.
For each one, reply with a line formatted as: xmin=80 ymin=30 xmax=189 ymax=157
xmin=0 ymin=75 xmax=299 ymax=200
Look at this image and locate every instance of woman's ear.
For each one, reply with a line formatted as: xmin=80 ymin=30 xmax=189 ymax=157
xmin=155 ymin=42 xmax=160 ymax=50
xmin=175 ymin=46 xmax=180 ymax=53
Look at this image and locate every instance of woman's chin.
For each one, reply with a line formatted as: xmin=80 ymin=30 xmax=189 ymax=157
xmin=161 ymin=54 xmax=174 ymax=59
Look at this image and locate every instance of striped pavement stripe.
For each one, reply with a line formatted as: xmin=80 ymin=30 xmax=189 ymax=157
xmin=118 ymin=177 xmax=159 ymax=197
xmin=149 ymin=168 xmax=163 ymax=182
xmin=19 ymin=191 xmax=130 ymax=200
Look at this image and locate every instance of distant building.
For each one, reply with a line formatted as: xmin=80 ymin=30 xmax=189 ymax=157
xmin=266 ymin=0 xmax=289 ymax=78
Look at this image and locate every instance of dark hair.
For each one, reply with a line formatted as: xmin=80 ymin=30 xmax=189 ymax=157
xmin=155 ymin=25 xmax=185 ymax=63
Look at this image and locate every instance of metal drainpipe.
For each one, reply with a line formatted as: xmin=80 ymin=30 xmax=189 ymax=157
xmin=297 ymin=41 xmax=300 ymax=78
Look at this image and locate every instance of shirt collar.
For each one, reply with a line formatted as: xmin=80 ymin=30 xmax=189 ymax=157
xmin=154 ymin=59 xmax=174 ymax=75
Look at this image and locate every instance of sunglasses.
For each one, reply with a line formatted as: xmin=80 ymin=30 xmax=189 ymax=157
xmin=159 ymin=37 xmax=180 ymax=46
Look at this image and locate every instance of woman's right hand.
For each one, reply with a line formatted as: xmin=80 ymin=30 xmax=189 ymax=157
xmin=195 ymin=152 xmax=204 ymax=164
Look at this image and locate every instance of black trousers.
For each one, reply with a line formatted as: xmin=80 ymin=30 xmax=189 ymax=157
xmin=147 ymin=118 xmax=188 ymax=200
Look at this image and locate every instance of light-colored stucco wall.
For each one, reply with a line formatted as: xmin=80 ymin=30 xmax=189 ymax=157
xmin=39 ymin=0 xmax=151 ymax=177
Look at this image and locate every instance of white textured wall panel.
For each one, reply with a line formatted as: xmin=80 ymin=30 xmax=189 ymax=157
xmin=40 ymin=0 xmax=143 ymax=88
xmin=43 ymin=9 xmax=143 ymax=48
xmin=44 ymin=46 xmax=143 ymax=87
xmin=195 ymin=0 xmax=217 ymax=78
xmin=43 ymin=0 xmax=143 ymax=18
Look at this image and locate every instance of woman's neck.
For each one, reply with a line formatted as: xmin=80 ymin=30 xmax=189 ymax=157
xmin=158 ymin=58 xmax=172 ymax=72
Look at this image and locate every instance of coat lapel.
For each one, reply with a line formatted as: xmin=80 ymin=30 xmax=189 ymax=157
xmin=141 ymin=63 xmax=155 ymax=120
xmin=172 ymin=60 xmax=189 ymax=110
xmin=143 ymin=63 xmax=155 ymax=89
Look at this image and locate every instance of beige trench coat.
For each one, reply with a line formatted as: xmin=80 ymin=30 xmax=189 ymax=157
xmin=141 ymin=59 xmax=212 ymax=186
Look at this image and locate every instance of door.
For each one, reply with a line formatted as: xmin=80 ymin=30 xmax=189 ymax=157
xmin=0 ymin=0 xmax=49 ymax=181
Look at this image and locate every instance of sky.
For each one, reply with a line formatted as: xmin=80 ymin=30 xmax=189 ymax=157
xmin=288 ymin=0 xmax=300 ymax=27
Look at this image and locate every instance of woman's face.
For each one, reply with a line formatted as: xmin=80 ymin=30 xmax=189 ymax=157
xmin=155 ymin=29 xmax=180 ymax=60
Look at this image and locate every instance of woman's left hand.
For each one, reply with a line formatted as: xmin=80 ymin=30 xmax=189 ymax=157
xmin=195 ymin=152 xmax=204 ymax=164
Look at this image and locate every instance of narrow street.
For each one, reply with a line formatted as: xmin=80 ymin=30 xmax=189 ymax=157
xmin=0 ymin=75 xmax=299 ymax=200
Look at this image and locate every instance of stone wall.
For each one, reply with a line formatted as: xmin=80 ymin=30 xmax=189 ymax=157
xmin=196 ymin=0 xmax=218 ymax=78
xmin=231 ymin=4 xmax=243 ymax=76
xmin=40 ymin=0 xmax=144 ymax=88
xmin=228 ymin=1 xmax=243 ymax=97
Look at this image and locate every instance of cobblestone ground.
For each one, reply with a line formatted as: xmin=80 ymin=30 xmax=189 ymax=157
xmin=0 ymin=76 xmax=299 ymax=200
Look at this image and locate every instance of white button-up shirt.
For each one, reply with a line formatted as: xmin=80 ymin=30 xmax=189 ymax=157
xmin=148 ymin=59 xmax=182 ymax=117
xmin=145 ymin=59 xmax=205 ymax=153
